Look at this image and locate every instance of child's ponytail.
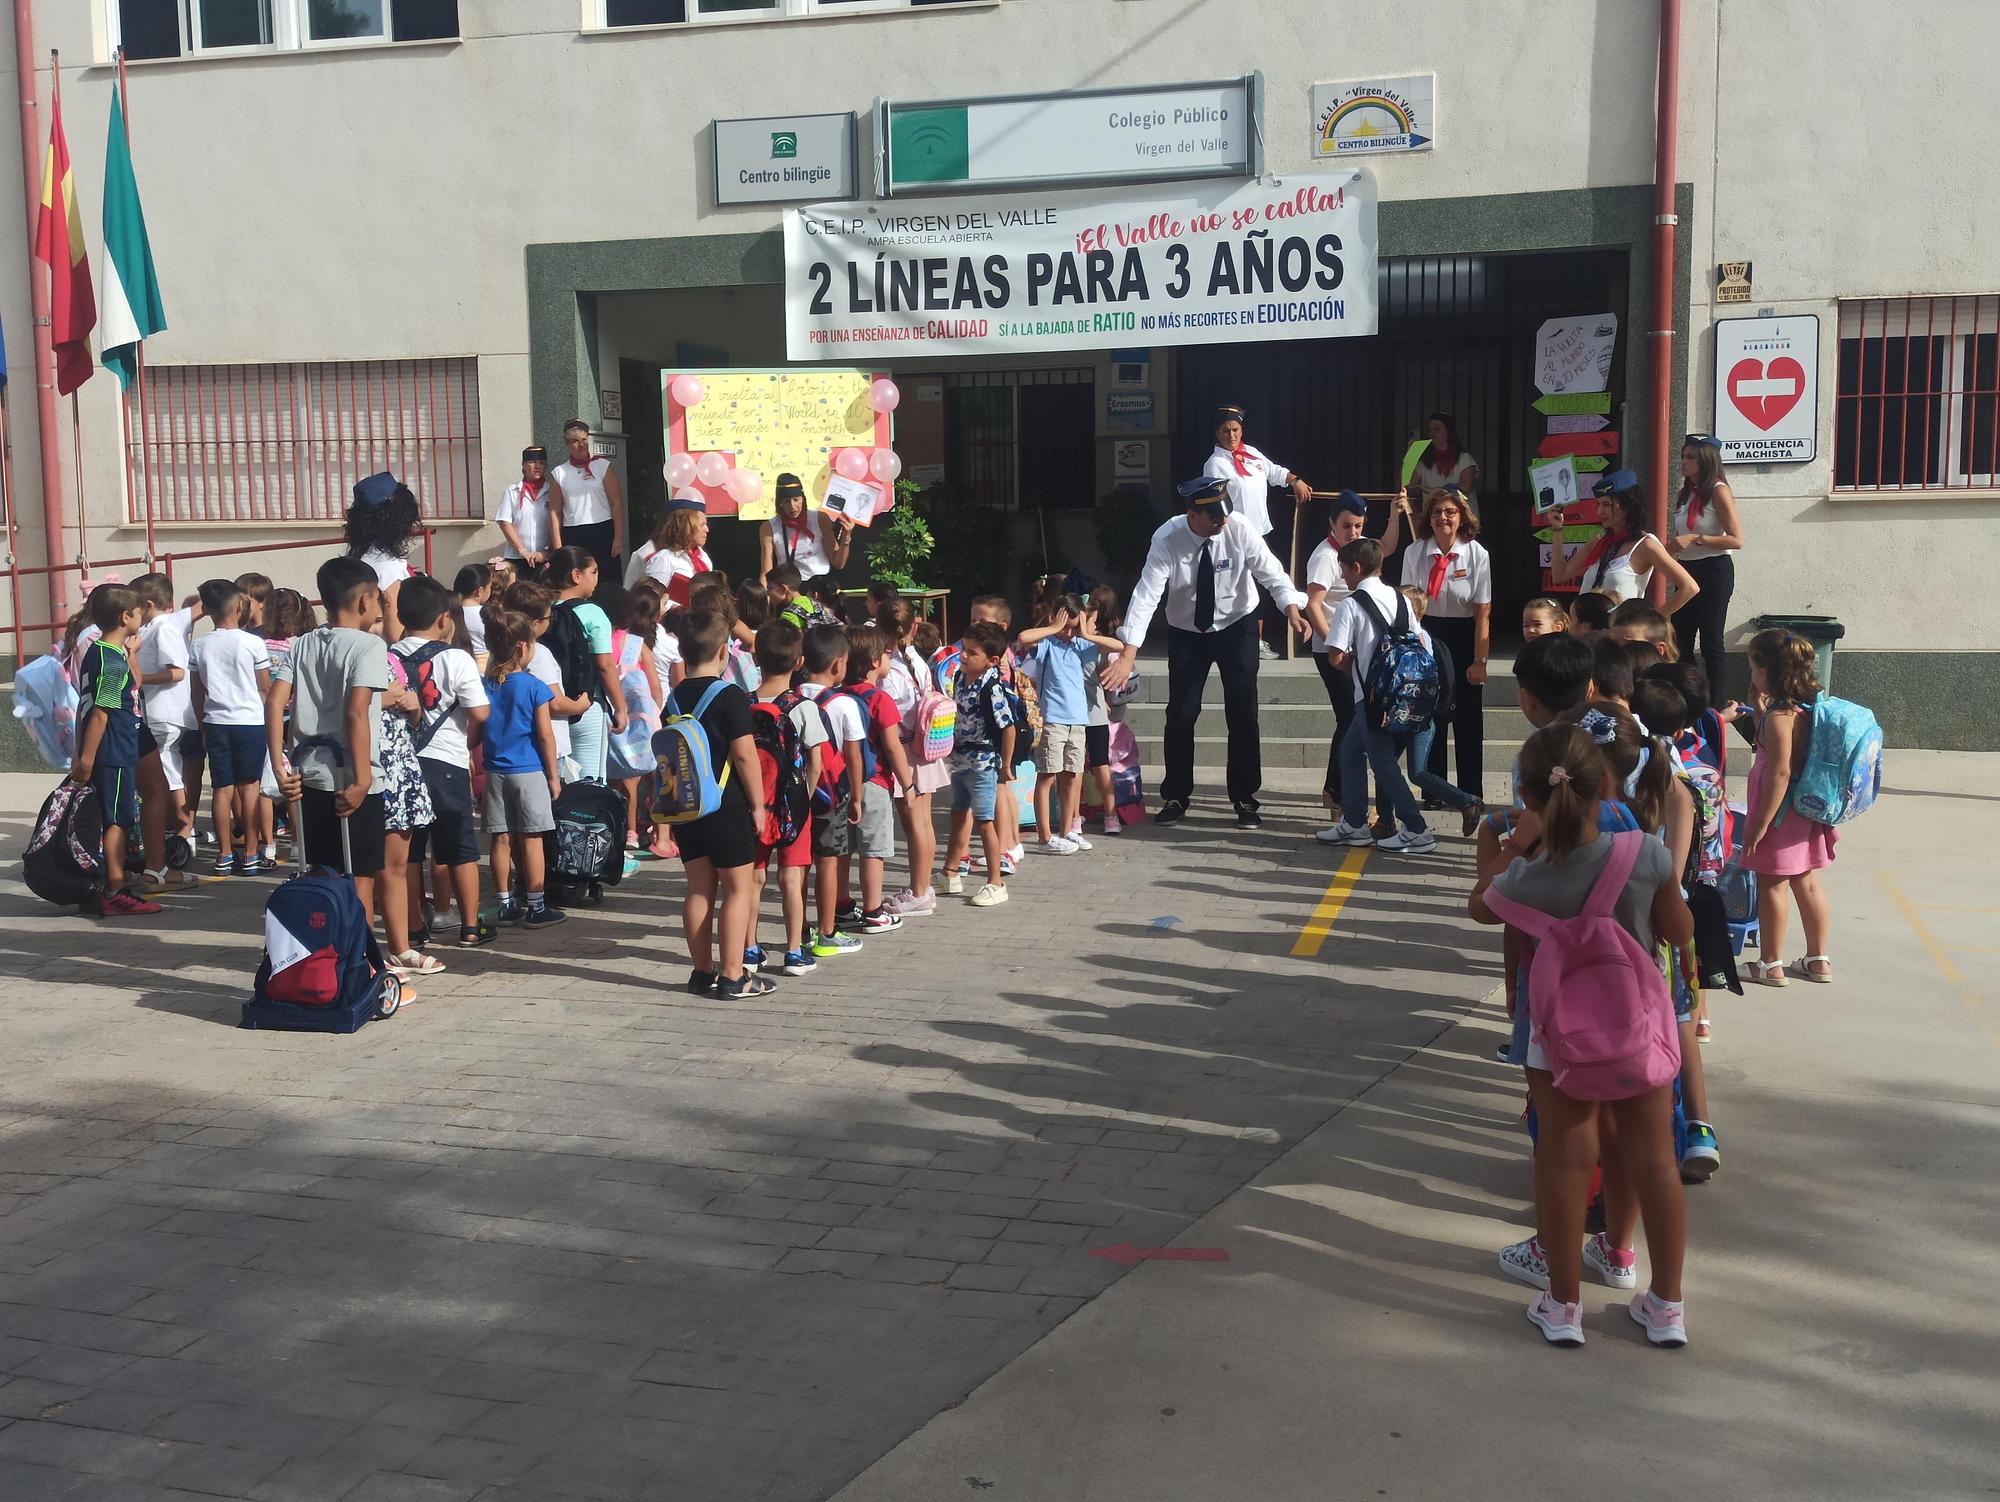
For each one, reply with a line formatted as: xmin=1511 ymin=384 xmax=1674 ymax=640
xmin=1560 ymin=700 xmax=1672 ymax=833
xmin=1518 ymin=724 xmax=1607 ymax=862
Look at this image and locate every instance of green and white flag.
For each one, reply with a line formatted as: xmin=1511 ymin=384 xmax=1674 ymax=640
xmin=99 ymin=82 xmax=165 ymax=390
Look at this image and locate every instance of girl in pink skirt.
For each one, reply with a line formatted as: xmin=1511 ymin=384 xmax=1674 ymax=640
xmin=1732 ymin=629 xmax=1837 ymax=985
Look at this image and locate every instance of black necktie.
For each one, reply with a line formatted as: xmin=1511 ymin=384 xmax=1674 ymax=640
xmin=1195 ymin=539 xmax=1217 ymax=632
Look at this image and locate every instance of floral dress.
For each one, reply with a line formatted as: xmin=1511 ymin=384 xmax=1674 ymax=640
xmin=380 ymin=654 xmax=435 ymax=834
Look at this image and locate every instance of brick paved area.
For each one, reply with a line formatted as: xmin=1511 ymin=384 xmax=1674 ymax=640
xmin=0 ymin=781 xmax=1496 ymax=1501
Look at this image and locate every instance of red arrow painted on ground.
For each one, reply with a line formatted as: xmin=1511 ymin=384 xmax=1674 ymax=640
xmin=1088 ymin=1243 xmax=1231 ymax=1266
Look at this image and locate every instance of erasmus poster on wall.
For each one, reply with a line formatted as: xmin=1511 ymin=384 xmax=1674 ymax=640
xmin=784 ymin=169 xmax=1379 ymax=360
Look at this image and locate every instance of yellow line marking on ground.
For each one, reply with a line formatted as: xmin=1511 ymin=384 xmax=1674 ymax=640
xmin=1292 ymin=847 xmax=1370 ymax=959
xmin=1879 ymin=872 xmax=2000 ymax=1049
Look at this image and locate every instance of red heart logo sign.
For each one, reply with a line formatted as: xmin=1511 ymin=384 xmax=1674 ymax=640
xmin=1727 ymin=357 xmax=1805 ymax=431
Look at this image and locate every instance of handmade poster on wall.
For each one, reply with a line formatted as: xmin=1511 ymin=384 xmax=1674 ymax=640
xmin=1712 ymin=315 xmax=1819 ymax=463
xmin=784 ymin=168 xmax=1379 ymax=360
xmin=1534 ymin=314 xmax=1618 ymax=395
xmin=665 ymin=368 xmax=891 ymax=521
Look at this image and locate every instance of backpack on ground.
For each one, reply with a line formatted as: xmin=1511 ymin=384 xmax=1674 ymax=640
xmin=551 ymin=780 xmax=628 ymax=884
xmin=1785 ymin=694 xmax=1883 ymax=826
xmin=1481 ymin=831 xmax=1681 ymax=1102
xmin=12 ymin=652 xmax=78 ymax=770
xmin=23 ymin=780 xmax=105 ymax=906
xmin=652 ymin=680 xmax=734 ymax=825
xmin=242 ymin=865 xmax=400 ymax=1032
xmin=544 ymin=601 xmax=597 ymax=720
xmin=752 ymin=694 xmax=812 ymax=846
xmin=1352 ymin=589 xmax=1441 ymax=733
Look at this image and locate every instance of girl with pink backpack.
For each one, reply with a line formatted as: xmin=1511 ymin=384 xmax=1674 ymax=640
xmin=1472 ymin=723 xmax=1694 ymax=1349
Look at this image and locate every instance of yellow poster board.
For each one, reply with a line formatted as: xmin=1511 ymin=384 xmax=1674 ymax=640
xmin=672 ymin=368 xmax=887 ymax=523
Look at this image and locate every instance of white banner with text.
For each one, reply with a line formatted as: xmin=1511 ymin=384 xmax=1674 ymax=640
xmin=784 ymin=169 xmax=1378 ymax=360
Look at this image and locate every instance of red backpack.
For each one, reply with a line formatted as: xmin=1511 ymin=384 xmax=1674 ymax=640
xmin=751 ymin=695 xmax=811 ymax=846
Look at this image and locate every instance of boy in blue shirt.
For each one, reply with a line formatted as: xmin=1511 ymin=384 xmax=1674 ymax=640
xmin=1017 ymin=595 xmax=1121 ymax=856
xmin=71 ymin=586 xmax=161 ymax=917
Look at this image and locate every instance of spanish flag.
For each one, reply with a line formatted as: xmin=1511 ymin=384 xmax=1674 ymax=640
xmin=33 ymin=93 xmax=96 ymax=397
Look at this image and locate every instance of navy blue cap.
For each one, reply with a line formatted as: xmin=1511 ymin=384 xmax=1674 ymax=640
xmin=1333 ymin=489 xmax=1367 ymax=517
xmin=1592 ymin=467 xmax=1640 ymax=496
xmin=1214 ymin=405 xmax=1246 ymax=426
xmin=665 ymin=495 xmax=707 ymax=514
xmin=774 ymin=473 xmax=805 ymax=500
xmin=521 ymin=446 xmax=547 ymax=464
xmin=1178 ymin=476 xmax=1230 ymax=507
xmin=353 ymin=471 xmax=401 ymax=507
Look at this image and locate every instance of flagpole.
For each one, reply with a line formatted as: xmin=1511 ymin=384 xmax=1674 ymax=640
xmin=19 ymin=30 xmax=68 ymax=642
xmin=113 ymin=47 xmax=157 ymax=568
xmin=51 ymin=53 xmax=87 ymax=581
xmin=1 ymin=390 xmax=24 ymax=665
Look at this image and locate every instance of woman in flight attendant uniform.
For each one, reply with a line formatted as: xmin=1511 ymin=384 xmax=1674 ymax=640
xmin=1202 ymin=405 xmax=1313 ymax=662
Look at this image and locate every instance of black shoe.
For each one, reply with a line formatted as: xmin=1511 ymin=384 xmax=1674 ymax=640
xmin=409 ymin=924 xmax=433 ymax=949
xmin=834 ymin=904 xmax=864 ymax=930
xmin=1370 ymin=817 xmax=1396 ymax=842
xmin=524 ymin=905 xmax=567 ymax=929
xmin=1233 ymin=802 xmax=1263 ymax=828
xmin=497 ymin=904 xmax=526 ymax=926
xmin=1154 ymin=799 xmax=1189 ymax=825
xmin=687 ymin=969 xmax=718 ymax=995
xmin=1461 ymin=799 xmax=1485 ymax=839
xmin=458 ymin=922 xmax=498 ymax=947
xmin=715 ymin=972 xmax=777 ymax=999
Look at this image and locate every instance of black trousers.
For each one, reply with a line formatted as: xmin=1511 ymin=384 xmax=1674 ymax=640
xmin=1674 ymin=554 xmax=1735 ymax=705
xmin=1423 ymin=614 xmax=1483 ymax=799
xmin=1163 ymin=616 xmax=1261 ymax=807
xmin=566 ymin=519 xmax=622 ymax=605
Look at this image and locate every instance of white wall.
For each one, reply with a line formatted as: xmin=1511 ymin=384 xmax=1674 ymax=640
xmin=0 ymin=0 xmax=1992 ymax=651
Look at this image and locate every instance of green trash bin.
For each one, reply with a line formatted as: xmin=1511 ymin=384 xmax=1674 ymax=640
xmin=1751 ymin=614 xmax=1845 ymax=693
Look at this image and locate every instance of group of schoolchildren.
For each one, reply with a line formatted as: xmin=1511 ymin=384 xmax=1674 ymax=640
xmin=1457 ymin=587 xmax=1844 ymax=1351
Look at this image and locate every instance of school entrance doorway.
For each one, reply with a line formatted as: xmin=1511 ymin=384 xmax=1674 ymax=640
xmin=1172 ymin=247 xmax=1630 ymax=635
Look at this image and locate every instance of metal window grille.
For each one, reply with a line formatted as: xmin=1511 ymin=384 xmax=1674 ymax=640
xmin=126 ymin=358 xmax=484 ymax=525
xmin=944 ymin=367 xmax=1095 ymax=511
xmin=1835 ymin=296 xmax=2000 ymax=491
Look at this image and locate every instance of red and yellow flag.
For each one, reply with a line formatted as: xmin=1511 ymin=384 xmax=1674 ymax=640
xmin=33 ymin=94 xmax=96 ymax=396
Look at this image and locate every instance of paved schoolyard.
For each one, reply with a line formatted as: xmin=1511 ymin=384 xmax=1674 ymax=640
xmin=0 ymin=772 xmax=1499 ymax=1501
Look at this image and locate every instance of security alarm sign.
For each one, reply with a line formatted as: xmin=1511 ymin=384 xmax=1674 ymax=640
xmin=1713 ymin=315 xmax=1819 ymax=463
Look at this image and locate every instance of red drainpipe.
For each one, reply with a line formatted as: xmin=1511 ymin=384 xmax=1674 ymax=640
xmin=1647 ymin=0 xmax=1684 ymax=600
xmin=15 ymin=9 xmax=70 ymax=639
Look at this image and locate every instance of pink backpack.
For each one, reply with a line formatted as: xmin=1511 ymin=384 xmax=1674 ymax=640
xmin=1483 ymin=831 xmax=1681 ymax=1101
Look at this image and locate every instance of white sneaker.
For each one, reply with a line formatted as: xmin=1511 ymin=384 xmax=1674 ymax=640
xmin=1006 ymin=844 xmax=1026 ymax=864
xmin=944 ymin=873 xmax=964 ymax=895
xmin=1104 ymin=812 xmax=1123 ymax=835
xmin=1315 ymin=822 xmax=1374 ymax=847
xmin=971 ymin=883 xmax=1009 ymax=907
xmin=1257 ymin=640 xmax=1280 ymax=661
xmin=1037 ymin=837 xmax=1077 ymax=856
xmin=1066 ymin=832 xmax=1093 ymax=851
xmin=1376 ymin=829 xmax=1438 ymax=854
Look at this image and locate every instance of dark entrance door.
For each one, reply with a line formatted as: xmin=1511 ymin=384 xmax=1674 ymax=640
xmin=620 ymin=358 xmax=666 ymax=550
xmin=1172 ymin=248 xmax=1630 ymax=638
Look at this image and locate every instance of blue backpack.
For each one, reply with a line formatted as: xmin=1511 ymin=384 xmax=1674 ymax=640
xmin=1786 ymin=695 xmax=1883 ymax=826
xmin=652 ymin=680 xmax=734 ymax=825
xmin=243 ymin=866 xmax=400 ymax=1032
xmin=1352 ymin=589 xmax=1442 ymax=733
xmin=836 ymin=684 xmax=882 ymax=784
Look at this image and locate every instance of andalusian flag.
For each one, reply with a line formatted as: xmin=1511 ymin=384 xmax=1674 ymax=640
xmin=33 ymin=93 xmax=96 ymax=396
xmin=100 ymin=83 xmax=164 ymax=390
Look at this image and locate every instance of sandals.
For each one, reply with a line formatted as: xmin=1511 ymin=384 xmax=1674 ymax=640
xmin=389 ymin=950 xmax=447 ymax=977
xmin=1791 ymin=955 xmax=1833 ymax=984
xmin=1747 ymin=959 xmax=1788 ymax=988
xmin=458 ymin=922 xmax=498 ymax=947
xmin=715 ymin=973 xmax=777 ymax=999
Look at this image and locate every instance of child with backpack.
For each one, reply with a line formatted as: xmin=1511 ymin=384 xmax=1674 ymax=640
xmin=747 ymin=620 xmax=825 ymax=976
xmin=133 ymin=573 xmax=205 ymax=876
xmin=479 ymin=609 xmax=566 ymax=932
xmin=606 ymin=586 xmax=665 ymax=869
xmin=190 ymin=579 xmax=274 ymax=877
xmin=797 ymin=623 xmax=865 ymax=959
xmin=1017 ymin=594 xmax=1118 ymax=857
xmin=548 ymin=546 xmax=627 ymax=785
xmin=838 ymin=624 xmax=914 ymax=934
xmin=1733 ymin=628 xmax=1844 ymax=985
xmin=662 ymin=610 xmax=771 ymax=998
xmin=69 ymin=586 xmax=162 ymax=917
xmin=1473 ymin=722 xmax=1692 ymax=1348
xmin=941 ymin=621 xmax=1017 ymax=908
xmin=393 ymin=576 xmax=492 ymax=949
xmin=966 ymin=595 xmax=1028 ymax=872
xmin=878 ymin=600 xmax=950 ymax=918
xmin=1318 ymin=538 xmax=1437 ymax=855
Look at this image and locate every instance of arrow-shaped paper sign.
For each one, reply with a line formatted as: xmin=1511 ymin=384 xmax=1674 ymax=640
xmin=1546 ymin=412 xmax=1612 ymax=434
xmin=1534 ymin=391 xmax=1613 ymax=416
xmin=1573 ymin=455 xmax=1610 ymax=473
xmin=1088 ymin=1243 xmax=1231 ymax=1266
xmin=1537 ymin=432 xmax=1622 ymax=459
xmin=1534 ymin=524 xmax=1606 ymax=545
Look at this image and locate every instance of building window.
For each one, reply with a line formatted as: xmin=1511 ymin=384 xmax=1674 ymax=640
xmin=945 ymin=369 xmax=1095 ymax=511
xmin=112 ymin=0 xmax=457 ymax=60
xmin=600 ymin=0 xmax=975 ymax=27
xmin=126 ymin=359 xmax=483 ymax=525
xmin=1836 ymin=296 xmax=2000 ymax=491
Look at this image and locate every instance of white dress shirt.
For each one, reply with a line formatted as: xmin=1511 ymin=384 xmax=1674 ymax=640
xmin=1202 ymin=445 xmax=1294 ymax=538
xmin=1399 ymin=536 xmax=1492 ymax=620
xmin=1304 ymin=536 xmax=1353 ymax=653
xmin=495 ymin=481 xmax=554 ymax=558
xmin=1120 ymin=514 xmax=1304 ymax=646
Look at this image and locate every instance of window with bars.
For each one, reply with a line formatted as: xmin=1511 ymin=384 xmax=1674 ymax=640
xmin=1835 ymin=296 xmax=2000 ymax=491
xmin=944 ymin=368 xmax=1095 ymax=511
xmin=126 ymin=359 xmax=484 ymax=525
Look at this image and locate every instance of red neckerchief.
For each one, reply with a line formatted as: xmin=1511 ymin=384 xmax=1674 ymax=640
xmin=781 ymin=516 xmax=812 ymax=560
xmin=1574 ymin=530 xmax=1617 ymax=586
xmin=1425 ymin=542 xmax=1455 ymax=600
xmin=693 ymin=545 xmax=711 ymax=573
xmin=1225 ymin=442 xmax=1260 ymax=478
xmin=519 ymin=479 xmax=544 ymax=503
xmin=1682 ymin=481 xmax=1706 ymax=527
xmin=567 ymin=454 xmax=596 ymax=478
xmin=1426 ymin=443 xmax=1456 ymax=474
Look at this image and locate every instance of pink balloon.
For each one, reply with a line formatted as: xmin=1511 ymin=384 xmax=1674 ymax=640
xmin=670 ymin=375 xmax=706 ymax=408
xmin=665 ymin=452 xmax=698 ymax=489
xmin=695 ymin=452 xmax=730 ymax=489
xmin=725 ymin=469 xmax=764 ymax=507
xmin=869 ymin=449 xmax=903 ymax=484
xmin=834 ymin=448 xmax=870 ymax=482
xmin=868 ymin=379 xmax=901 ymax=414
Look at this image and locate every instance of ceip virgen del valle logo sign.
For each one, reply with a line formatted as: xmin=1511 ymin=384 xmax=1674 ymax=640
xmin=1313 ymin=77 xmax=1434 ymax=156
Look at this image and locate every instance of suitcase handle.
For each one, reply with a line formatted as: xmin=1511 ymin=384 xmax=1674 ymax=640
xmin=291 ymin=736 xmax=356 ymax=877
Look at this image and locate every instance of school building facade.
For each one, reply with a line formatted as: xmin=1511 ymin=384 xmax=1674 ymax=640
xmin=0 ymin=0 xmax=1994 ymax=744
